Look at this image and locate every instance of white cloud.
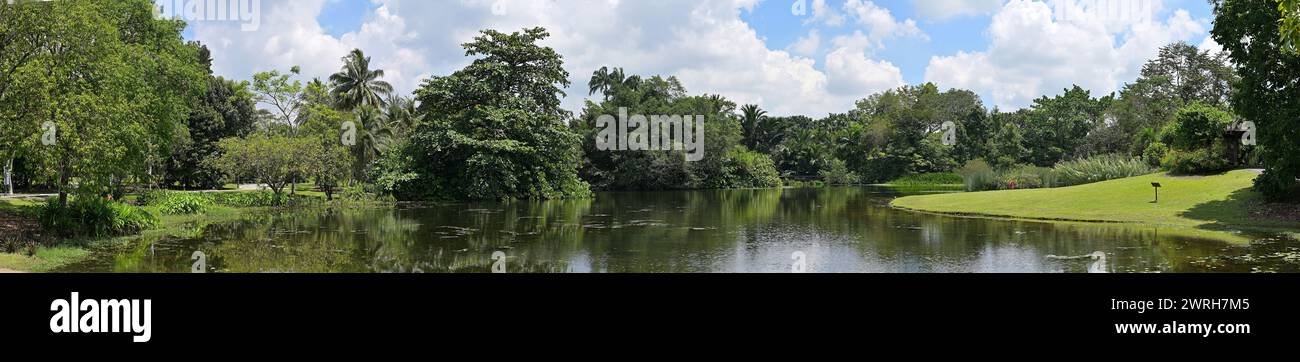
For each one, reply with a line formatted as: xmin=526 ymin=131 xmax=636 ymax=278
xmin=788 ymin=29 xmax=822 ymax=56
xmin=923 ymin=0 xmax=1206 ymax=109
xmin=910 ymin=0 xmax=1004 ymax=20
xmin=806 ymin=0 xmax=845 ymax=26
xmin=191 ymin=0 xmax=906 ymax=117
xmin=843 ymin=0 xmax=927 ymax=46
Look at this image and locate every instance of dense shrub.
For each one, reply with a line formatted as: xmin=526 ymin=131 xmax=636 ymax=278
xmin=139 ymin=190 xmax=212 ymax=215
xmin=1163 ymin=148 xmax=1231 ymax=175
xmin=961 ymin=164 xmax=1056 ymax=191
xmin=887 ymin=172 xmax=962 ymax=186
xmin=1142 ymin=142 xmax=1169 ymax=168
xmin=37 ymin=197 xmax=158 ymax=238
xmin=820 ymin=159 xmax=863 ymax=185
xmin=719 ymin=146 xmax=783 ymax=188
xmin=1052 ymin=154 xmax=1155 ymax=187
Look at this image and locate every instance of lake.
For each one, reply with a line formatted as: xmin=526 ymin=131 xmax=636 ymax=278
xmin=58 ymin=187 xmax=1300 ymax=273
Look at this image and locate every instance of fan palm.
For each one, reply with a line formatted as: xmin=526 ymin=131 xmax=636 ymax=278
xmin=329 ymin=49 xmax=394 ymax=111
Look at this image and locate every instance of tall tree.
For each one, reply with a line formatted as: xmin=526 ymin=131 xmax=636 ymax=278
xmin=1213 ymin=0 xmax=1300 ymax=199
xmin=329 ymin=49 xmax=393 ymax=111
xmin=394 ymin=27 xmax=589 ymax=200
xmin=18 ymin=0 xmax=205 ymax=205
xmin=350 ymin=106 xmax=394 ymax=181
xmin=166 ymin=74 xmax=259 ymax=189
xmin=251 ymin=66 xmax=305 ymax=131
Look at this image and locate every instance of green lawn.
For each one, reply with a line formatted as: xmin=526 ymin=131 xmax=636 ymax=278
xmin=891 ymin=170 xmax=1300 ymax=235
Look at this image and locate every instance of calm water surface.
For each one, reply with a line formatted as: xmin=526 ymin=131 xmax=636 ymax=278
xmin=59 ymin=187 xmax=1300 ymax=273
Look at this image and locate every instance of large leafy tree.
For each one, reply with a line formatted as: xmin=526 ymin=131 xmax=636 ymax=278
xmin=851 ymin=83 xmax=985 ymax=181
xmin=391 ymin=28 xmax=589 ymax=200
xmin=166 ymin=45 xmax=259 ymax=189
xmin=211 ymin=134 xmax=314 ymax=198
xmin=1213 ymin=0 xmax=1300 ymax=199
xmin=15 ymin=0 xmax=205 ymax=205
xmin=329 ymin=49 xmax=394 ymax=111
xmin=1020 ymin=86 xmax=1112 ymax=166
xmin=0 ymin=0 xmax=49 ymax=195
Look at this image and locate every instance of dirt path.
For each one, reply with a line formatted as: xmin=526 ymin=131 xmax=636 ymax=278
xmin=0 ymin=268 xmax=24 ymax=273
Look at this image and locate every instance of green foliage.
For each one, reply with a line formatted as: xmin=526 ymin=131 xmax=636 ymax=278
xmin=1163 ymin=148 xmax=1232 ymax=175
xmin=1143 ymin=142 xmax=1170 ymax=168
xmin=250 ymin=67 xmax=304 ymax=129
xmin=887 ymin=172 xmax=962 ymax=186
xmin=403 ymin=28 xmax=590 ymax=200
xmin=1052 ymin=154 xmax=1155 ymax=187
xmin=2 ymin=0 xmax=206 ymax=204
xmin=166 ymin=74 xmax=259 ymax=189
xmin=139 ymin=190 xmax=212 ymax=215
xmin=850 ymin=83 xmax=982 ymax=182
xmin=1162 ymin=102 xmax=1235 ymax=150
xmin=36 ymin=197 xmax=157 ymax=238
xmin=820 ymin=159 xmax=863 ymax=185
xmin=1279 ymin=0 xmax=1300 ymax=53
xmin=329 ymin=49 xmax=394 ymax=111
xmin=211 ymin=132 xmax=318 ymax=196
xmin=719 ymin=146 xmax=782 ymax=188
xmin=1021 ymin=86 xmax=1112 ymax=166
xmin=1214 ymin=0 xmax=1300 ymax=200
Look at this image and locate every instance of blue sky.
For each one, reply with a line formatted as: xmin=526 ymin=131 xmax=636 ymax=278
xmin=172 ymin=0 xmax=1222 ymax=116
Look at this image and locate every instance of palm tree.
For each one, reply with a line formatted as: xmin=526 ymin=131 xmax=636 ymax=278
xmin=329 ymin=49 xmax=394 ymax=111
xmin=589 ymin=66 xmax=614 ymax=99
xmin=382 ymin=94 xmax=419 ymax=136
xmin=351 ymin=106 xmax=394 ymax=180
xmin=740 ymin=104 xmax=768 ymax=150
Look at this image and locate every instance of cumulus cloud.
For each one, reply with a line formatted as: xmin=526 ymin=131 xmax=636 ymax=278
xmin=788 ymin=29 xmax=822 ymax=56
xmin=923 ymin=0 xmax=1206 ymax=109
xmin=189 ymin=0 xmax=910 ymax=117
xmin=910 ymin=0 xmax=1004 ymax=21
xmin=844 ymin=0 xmax=927 ymax=46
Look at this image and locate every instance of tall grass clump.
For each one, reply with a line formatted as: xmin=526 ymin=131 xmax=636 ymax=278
xmin=1053 ymin=154 xmax=1155 ymax=187
xmin=37 ymin=197 xmax=158 ymax=238
xmin=139 ymin=190 xmax=213 ymax=215
xmin=887 ymin=172 xmax=963 ymax=186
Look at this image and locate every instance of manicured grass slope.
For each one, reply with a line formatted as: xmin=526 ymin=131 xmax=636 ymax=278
xmin=892 ymin=170 xmax=1299 ymax=232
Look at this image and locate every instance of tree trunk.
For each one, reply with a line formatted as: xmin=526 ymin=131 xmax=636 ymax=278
xmin=4 ymin=156 xmax=12 ymax=196
xmin=58 ymin=167 xmax=70 ymax=207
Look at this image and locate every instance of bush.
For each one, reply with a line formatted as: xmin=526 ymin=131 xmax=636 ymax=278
xmin=1142 ymin=142 xmax=1169 ymax=168
xmin=1052 ymin=154 xmax=1154 ymax=187
xmin=1163 ymin=148 xmax=1231 ymax=175
xmin=960 ymin=163 xmax=1056 ymax=192
xmin=820 ymin=159 xmax=862 ymax=185
xmin=37 ymin=197 xmax=157 ymax=238
xmin=887 ymin=172 xmax=962 ymax=186
xmin=210 ymin=191 xmax=320 ymax=207
xmin=139 ymin=190 xmax=212 ymax=215
xmin=720 ymin=146 xmax=782 ymax=188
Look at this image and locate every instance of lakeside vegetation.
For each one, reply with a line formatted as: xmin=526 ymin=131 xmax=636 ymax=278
xmin=2 ymin=0 xmax=1300 ymax=272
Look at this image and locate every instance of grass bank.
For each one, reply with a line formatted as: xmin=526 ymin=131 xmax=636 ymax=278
xmin=890 ymin=170 xmax=1300 ymax=240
